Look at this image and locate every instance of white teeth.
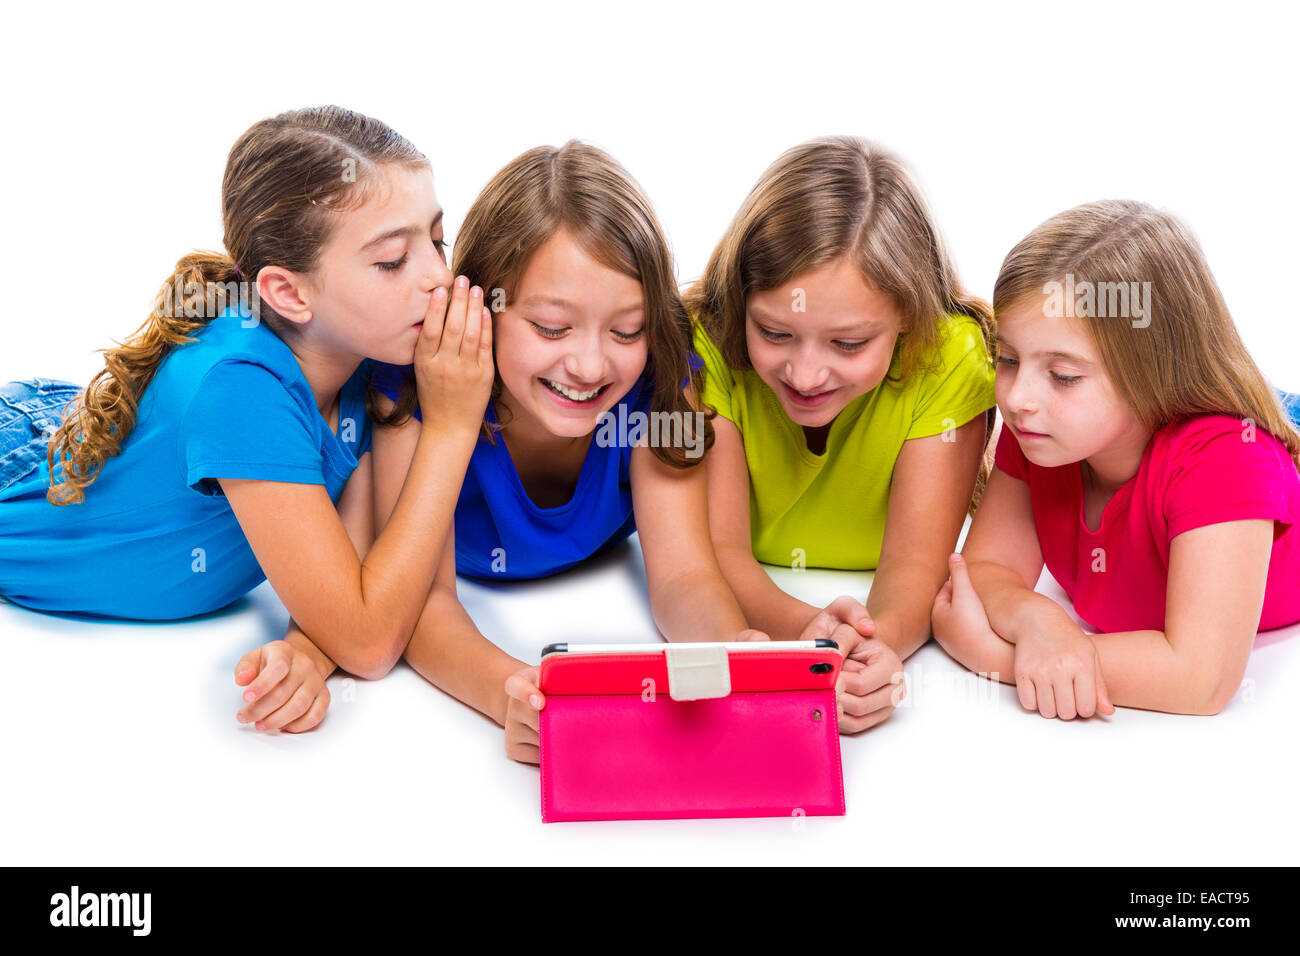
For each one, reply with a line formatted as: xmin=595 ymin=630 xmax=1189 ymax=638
xmin=543 ymin=378 xmax=602 ymax=401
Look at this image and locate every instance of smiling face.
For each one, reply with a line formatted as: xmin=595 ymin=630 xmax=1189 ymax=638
xmin=995 ymin=294 xmax=1150 ymax=474
xmin=745 ymin=255 xmax=903 ymax=429
xmin=297 ymin=164 xmax=452 ymax=365
xmin=492 ymin=228 xmax=649 ymax=439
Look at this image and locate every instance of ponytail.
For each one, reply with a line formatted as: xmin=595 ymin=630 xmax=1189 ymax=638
xmin=46 ymin=252 xmax=243 ymax=505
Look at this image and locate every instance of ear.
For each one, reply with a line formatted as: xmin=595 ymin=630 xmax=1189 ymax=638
xmin=256 ymin=266 xmax=315 ymax=328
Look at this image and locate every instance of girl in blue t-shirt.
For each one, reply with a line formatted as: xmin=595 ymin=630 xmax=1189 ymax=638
xmin=368 ymin=141 xmax=789 ymax=764
xmin=0 ymin=106 xmax=492 ymax=734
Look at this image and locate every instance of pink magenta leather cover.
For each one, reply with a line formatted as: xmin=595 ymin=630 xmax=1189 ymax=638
xmin=538 ymin=650 xmax=845 ymax=822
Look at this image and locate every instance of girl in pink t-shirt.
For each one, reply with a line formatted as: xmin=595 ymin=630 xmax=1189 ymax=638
xmin=931 ymin=200 xmax=1300 ymax=719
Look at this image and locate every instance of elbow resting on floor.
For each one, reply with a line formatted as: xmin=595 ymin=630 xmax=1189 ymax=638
xmin=335 ymin=629 xmax=410 ymax=682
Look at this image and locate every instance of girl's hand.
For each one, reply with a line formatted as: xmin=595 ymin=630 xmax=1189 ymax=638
xmin=413 ymin=275 xmax=495 ymax=430
xmin=836 ymin=634 xmax=905 ymax=734
xmin=798 ymin=595 xmax=876 ymax=657
xmin=732 ymin=628 xmax=771 ymax=642
xmin=930 ymin=553 xmax=998 ymax=651
xmin=234 ymin=640 xmax=330 ymax=733
xmin=797 ymin=596 xmax=897 ymax=732
xmin=1013 ymin=624 xmax=1114 ymax=720
xmin=504 ymin=665 xmax=543 ymax=765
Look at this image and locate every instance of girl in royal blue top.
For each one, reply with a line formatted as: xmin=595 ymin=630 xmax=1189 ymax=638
xmin=0 ymin=106 xmax=494 ymax=733
xmin=369 ymin=142 xmax=789 ymax=764
xmin=372 ymin=352 xmax=655 ymax=580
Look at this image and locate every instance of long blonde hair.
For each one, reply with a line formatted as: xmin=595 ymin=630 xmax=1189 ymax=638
xmin=994 ymin=200 xmax=1300 ymax=467
xmin=46 ymin=105 xmax=428 ymax=505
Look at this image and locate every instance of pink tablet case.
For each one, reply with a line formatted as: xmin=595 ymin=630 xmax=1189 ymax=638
xmin=538 ymin=647 xmax=845 ymax=822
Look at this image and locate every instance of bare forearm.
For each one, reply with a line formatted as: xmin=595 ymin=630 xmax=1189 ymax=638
xmin=714 ymin=545 xmax=823 ymax=641
xmin=401 ymin=587 xmax=523 ymax=726
xmin=649 ymin=564 xmax=750 ymax=642
xmin=966 ymin=560 xmax=1063 ymax=646
xmin=1091 ymin=630 xmax=1238 ymax=715
xmin=357 ymin=422 xmax=479 ymax=649
xmin=867 ymin=561 xmax=946 ymax=660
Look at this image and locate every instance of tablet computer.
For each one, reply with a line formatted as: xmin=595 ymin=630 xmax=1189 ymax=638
xmin=537 ymin=640 xmax=846 ymax=822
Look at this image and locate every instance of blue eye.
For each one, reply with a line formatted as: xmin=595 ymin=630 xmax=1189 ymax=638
xmin=377 ymin=253 xmax=408 ymax=272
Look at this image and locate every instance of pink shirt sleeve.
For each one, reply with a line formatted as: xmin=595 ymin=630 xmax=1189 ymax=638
xmin=1161 ymin=417 xmax=1300 ymax=541
xmin=993 ymin=423 xmax=1030 ymax=481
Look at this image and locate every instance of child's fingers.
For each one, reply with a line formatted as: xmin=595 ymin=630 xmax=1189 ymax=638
xmin=824 ymin=595 xmax=875 ymax=637
xmin=512 ymin=701 xmax=541 ymax=735
xmin=838 ymin=680 xmax=900 ymax=719
xmin=1016 ymin=675 xmax=1037 ymax=712
xmin=948 ymin=553 xmax=973 ymax=593
xmin=419 ymin=285 xmax=449 ymax=348
xmin=796 ymin=609 xmax=838 ymax=645
xmin=504 ymin=669 xmax=544 ymax=710
xmin=257 ymin=683 xmax=316 ymax=732
xmin=855 ymin=647 xmax=903 ymax=693
xmin=838 ymin=658 xmax=887 ymax=697
xmin=240 ymin=649 xmax=290 ymax=704
xmin=736 ymin=628 xmax=771 ymax=642
xmin=1074 ymin=668 xmax=1098 ymax=719
xmin=239 ymin=675 xmax=298 ymax=725
xmin=234 ymin=647 xmax=261 ymax=686
xmin=281 ymin=692 xmax=330 ymax=734
xmin=1035 ymin=679 xmax=1057 ymax=719
xmin=1054 ymin=676 xmax=1078 ymax=720
xmin=240 ymin=653 xmax=311 ymax=723
xmin=478 ymin=305 xmax=494 ymax=366
xmin=458 ymin=286 xmax=484 ymax=356
xmin=506 ymin=713 xmax=541 ymax=753
xmin=439 ymin=278 xmax=471 ymax=355
xmin=1095 ymin=655 xmax=1115 ymax=715
xmin=506 ymin=740 xmax=541 ymax=765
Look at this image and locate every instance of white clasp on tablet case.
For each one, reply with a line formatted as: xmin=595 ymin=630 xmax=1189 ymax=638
xmin=664 ymin=644 xmax=731 ymax=701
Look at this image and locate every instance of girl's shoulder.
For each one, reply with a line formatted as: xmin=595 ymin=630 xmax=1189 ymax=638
xmin=1154 ymin=412 xmax=1292 ymax=462
xmin=1149 ymin=413 xmax=1299 ymax=503
xmin=689 ymin=315 xmax=728 ymax=370
xmin=920 ymin=312 xmax=992 ymax=370
xmin=161 ymin=307 xmax=305 ymax=398
xmin=884 ymin=313 xmax=996 ymax=424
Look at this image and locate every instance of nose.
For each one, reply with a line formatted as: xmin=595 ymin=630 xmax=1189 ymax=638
xmin=1002 ymin=365 xmax=1039 ymax=415
xmin=421 ymin=244 xmax=455 ymax=294
xmin=562 ymin=333 xmax=608 ymax=385
xmin=784 ymin=346 xmax=830 ymax=393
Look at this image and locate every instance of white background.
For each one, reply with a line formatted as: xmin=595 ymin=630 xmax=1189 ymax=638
xmin=1 ymin=1 xmax=1297 ymax=865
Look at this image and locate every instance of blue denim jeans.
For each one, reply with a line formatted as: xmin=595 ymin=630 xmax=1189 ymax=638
xmin=0 ymin=378 xmax=83 ymax=495
xmin=1280 ymin=389 xmax=1300 ymax=428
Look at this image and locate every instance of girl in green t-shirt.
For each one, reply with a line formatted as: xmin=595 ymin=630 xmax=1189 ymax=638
xmin=685 ymin=136 xmax=997 ymax=733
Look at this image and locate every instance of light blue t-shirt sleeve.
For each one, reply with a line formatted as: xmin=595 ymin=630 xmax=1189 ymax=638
xmin=179 ymin=360 xmax=328 ymax=496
